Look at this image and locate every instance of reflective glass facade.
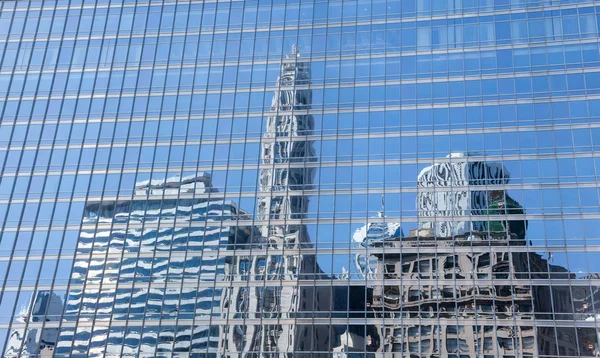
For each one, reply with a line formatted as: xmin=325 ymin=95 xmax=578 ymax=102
xmin=1 ymin=0 xmax=600 ymax=357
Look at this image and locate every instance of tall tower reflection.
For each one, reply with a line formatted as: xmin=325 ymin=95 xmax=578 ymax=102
xmin=221 ymin=47 xmax=329 ymax=356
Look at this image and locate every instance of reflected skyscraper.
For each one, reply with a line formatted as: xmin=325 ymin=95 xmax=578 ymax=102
xmin=220 ymin=47 xmax=329 ymax=356
xmin=46 ymin=174 xmax=249 ymax=356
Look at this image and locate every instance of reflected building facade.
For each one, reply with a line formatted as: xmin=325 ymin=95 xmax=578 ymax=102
xmin=31 ymin=174 xmax=250 ymax=357
xmin=361 ymin=155 xmax=598 ymax=357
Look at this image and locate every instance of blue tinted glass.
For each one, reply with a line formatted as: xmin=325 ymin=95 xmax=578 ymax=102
xmin=0 ymin=0 xmax=598 ymax=356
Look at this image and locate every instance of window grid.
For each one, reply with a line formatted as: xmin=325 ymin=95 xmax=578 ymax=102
xmin=1 ymin=0 xmax=600 ymax=356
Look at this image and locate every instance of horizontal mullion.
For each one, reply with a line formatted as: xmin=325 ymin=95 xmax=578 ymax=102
xmin=2 ymin=244 xmax=600 ymax=261
xmin=2 ymin=151 xmax=599 ymax=177
xmin=2 ymin=37 xmax=598 ymax=75
xmin=3 ymin=278 xmax=600 ymax=292
xmin=2 ymin=0 xmax=590 ymax=17
xmin=4 ymin=121 xmax=600 ymax=151
xmin=4 ymin=66 xmax=600 ymax=102
xmin=2 ymin=212 xmax=599 ymax=231
xmin=2 ymin=317 xmax=590 ymax=330
xmin=1 ymin=181 xmax=599 ymax=204
xmin=3 ymin=93 xmax=599 ymax=124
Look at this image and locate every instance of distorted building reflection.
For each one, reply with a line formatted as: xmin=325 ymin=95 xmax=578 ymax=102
xmin=359 ymin=154 xmax=600 ymax=357
xmin=4 ymin=291 xmax=62 ymax=357
xmin=220 ymin=47 xmax=333 ymax=356
xmin=353 ymin=209 xmax=404 ymax=281
xmin=53 ymin=174 xmax=251 ymax=356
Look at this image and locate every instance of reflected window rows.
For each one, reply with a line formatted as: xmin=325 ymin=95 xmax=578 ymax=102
xmin=0 ymin=0 xmax=595 ymax=17
xmin=3 ymin=40 xmax=600 ymax=84
xmin=2 ymin=32 xmax=600 ymax=73
xmin=3 ymin=95 xmax=600 ymax=127
xmin=3 ymin=63 xmax=600 ymax=98
xmin=4 ymin=121 xmax=600 ymax=158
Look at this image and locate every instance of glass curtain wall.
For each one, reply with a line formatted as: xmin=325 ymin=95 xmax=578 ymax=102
xmin=1 ymin=0 xmax=600 ymax=356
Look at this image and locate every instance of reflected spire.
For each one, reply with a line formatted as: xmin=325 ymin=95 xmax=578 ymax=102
xmin=224 ymin=46 xmax=322 ymax=356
